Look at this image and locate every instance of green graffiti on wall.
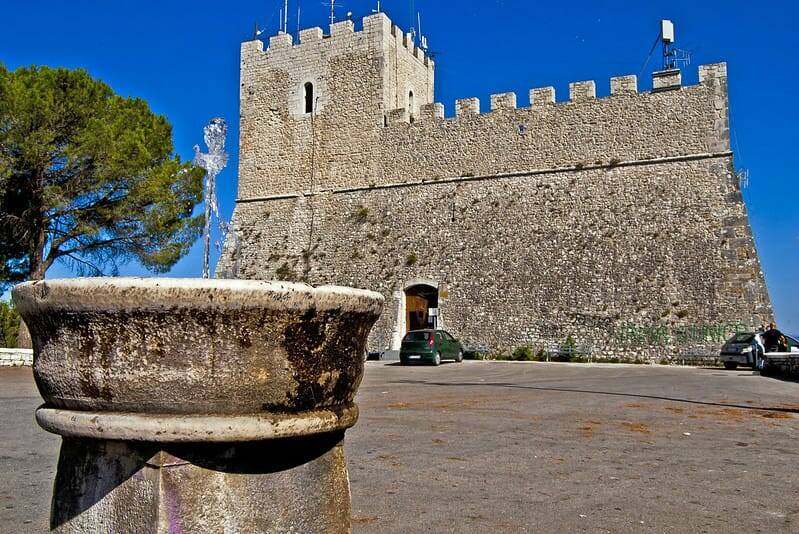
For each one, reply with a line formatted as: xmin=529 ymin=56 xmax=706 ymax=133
xmin=615 ymin=322 xmax=750 ymax=345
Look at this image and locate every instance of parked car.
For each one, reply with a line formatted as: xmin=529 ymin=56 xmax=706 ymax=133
xmin=399 ymin=329 xmax=464 ymax=366
xmin=719 ymin=332 xmax=799 ymax=370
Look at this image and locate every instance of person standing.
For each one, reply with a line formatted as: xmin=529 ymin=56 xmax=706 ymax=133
xmin=762 ymin=322 xmax=783 ymax=353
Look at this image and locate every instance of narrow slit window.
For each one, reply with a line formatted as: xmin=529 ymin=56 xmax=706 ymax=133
xmin=304 ymin=82 xmax=314 ymax=114
xmin=408 ymin=90 xmax=415 ymax=113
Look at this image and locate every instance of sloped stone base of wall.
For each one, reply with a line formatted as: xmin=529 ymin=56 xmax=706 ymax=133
xmin=221 ymin=155 xmax=771 ymax=360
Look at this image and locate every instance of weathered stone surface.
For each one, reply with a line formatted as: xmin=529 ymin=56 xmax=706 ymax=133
xmin=36 ymin=405 xmax=359 ymax=442
xmin=12 ymin=278 xmax=383 ymax=414
xmin=220 ymin=11 xmax=771 ymax=361
xmin=13 ymin=277 xmax=381 ymax=533
xmin=50 ymin=434 xmax=351 ymax=533
xmin=16 ymin=319 xmax=32 ymax=349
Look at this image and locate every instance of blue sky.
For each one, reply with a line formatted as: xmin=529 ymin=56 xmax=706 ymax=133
xmin=2 ymin=0 xmax=797 ymax=332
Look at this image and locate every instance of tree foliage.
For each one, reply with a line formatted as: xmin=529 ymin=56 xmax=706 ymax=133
xmin=0 ymin=301 xmax=20 ymax=348
xmin=0 ymin=65 xmax=204 ymax=287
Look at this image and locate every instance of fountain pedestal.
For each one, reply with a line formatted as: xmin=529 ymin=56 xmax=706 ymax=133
xmin=12 ymin=278 xmax=383 ymax=533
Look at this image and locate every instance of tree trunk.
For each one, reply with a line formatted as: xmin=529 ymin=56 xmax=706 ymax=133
xmin=20 ymin=182 xmax=47 ymax=349
xmin=28 ymin=223 xmax=48 ymax=280
xmin=16 ymin=321 xmax=32 ymax=349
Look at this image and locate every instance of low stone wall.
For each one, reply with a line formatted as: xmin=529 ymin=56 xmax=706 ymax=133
xmin=0 ymin=348 xmax=33 ymax=367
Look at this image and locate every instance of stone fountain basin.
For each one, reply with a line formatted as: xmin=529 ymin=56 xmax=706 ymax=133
xmin=12 ymin=278 xmax=384 ymax=421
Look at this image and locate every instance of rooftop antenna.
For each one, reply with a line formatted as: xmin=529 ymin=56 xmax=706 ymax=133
xmin=417 ymin=12 xmax=428 ymax=50
xmin=330 ymin=0 xmax=336 ymax=26
xmin=373 ymin=1 xmax=381 ymax=13
xmin=638 ymin=19 xmax=690 ymax=79
xmin=660 ymin=20 xmax=690 ymax=70
xmin=661 ymin=20 xmax=675 ymax=69
xmin=283 ymin=0 xmax=289 ymax=33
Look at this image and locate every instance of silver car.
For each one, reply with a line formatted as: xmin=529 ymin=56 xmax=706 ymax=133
xmin=720 ymin=332 xmax=799 ymax=370
xmin=719 ymin=332 xmax=761 ymax=370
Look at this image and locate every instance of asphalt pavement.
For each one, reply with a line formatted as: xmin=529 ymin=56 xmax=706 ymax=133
xmin=2 ymin=361 xmax=798 ymax=533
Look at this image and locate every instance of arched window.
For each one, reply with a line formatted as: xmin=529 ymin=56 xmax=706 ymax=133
xmin=303 ymin=82 xmax=314 ymax=114
xmin=408 ymin=90 xmax=415 ymax=113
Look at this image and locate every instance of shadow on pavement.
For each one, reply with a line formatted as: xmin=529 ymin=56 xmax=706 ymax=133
xmin=386 ymin=378 xmax=799 ymax=414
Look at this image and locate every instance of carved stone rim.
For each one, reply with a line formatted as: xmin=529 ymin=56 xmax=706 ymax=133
xmin=12 ymin=277 xmax=384 ymax=315
xmin=35 ymin=404 xmax=359 ymax=442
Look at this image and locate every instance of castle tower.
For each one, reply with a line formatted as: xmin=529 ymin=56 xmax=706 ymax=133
xmin=221 ymin=13 xmax=772 ymax=361
xmin=237 ymin=13 xmax=434 ymax=200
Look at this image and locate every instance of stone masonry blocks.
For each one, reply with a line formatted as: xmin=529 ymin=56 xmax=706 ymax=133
xmin=331 ymin=20 xmax=354 ymax=35
xmin=653 ymin=69 xmax=682 ymax=90
xmin=456 ymin=98 xmax=480 ymax=116
xmin=490 ymin=92 xmax=517 ymax=111
xmin=300 ymin=27 xmax=323 ymax=43
xmin=387 ymin=108 xmax=409 ymax=125
xmin=420 ymin=103 xmax=445 ymax=121
xmin=569 ymin=80 xmax=596 ymax=101
xmin=226 ymin=8 xmax=770 ymax=361
xmin=530 ymin=87 xmax=555 ymax=106
xmin=268 ymin=33 xmax=292 ymax=50
xmin=241 ymin=39 xmax=264 ymax=58
xmin=610 ymin=75 xmax=638 ymax=95
xmin=699 ymin=62 xmax=728 ymax=84
xmin=222 ymin=157 xmax=772 ymax=359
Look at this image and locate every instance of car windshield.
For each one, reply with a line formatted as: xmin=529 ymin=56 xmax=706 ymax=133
xmin=404 ymin=331 xmax=431 ymax=342
xmin=728 ymin=333 xmax=754 ymax=343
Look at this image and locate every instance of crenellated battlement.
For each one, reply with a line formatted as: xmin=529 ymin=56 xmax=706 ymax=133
xmin=238 ymin=9 xmax=729 ymax=202
xmin=241 ymin=12 xmax=433 ymax=69
xmin=383 ymin=63 xmax=726 ymax=125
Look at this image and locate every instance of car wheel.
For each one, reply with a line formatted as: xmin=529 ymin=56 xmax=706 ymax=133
xmin=433 ymin=352 xmax=441 ymax=366
xmin=456 ymin=350 xmax=463 ymax=363
xmin=723 ymin=361 xmax=738 ymax=370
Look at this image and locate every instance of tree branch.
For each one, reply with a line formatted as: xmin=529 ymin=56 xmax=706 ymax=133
xmin=62 ymin=253 xmax=103 ymax=276
xmin=56 ymin=234 xmax=147 ymax=258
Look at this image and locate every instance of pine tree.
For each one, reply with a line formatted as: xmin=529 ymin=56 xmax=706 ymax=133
xmin=0 ymin=65 xmax=204 ymax=287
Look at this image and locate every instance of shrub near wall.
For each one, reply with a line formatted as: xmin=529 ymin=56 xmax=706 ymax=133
xmin=0 ymin=301 xmax=20 ymax=348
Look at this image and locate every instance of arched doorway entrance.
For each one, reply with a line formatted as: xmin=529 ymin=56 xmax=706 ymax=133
xmin=405 ymin=283 xmax=438 ymax=332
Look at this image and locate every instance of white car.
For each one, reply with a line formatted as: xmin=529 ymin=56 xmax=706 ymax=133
xmin=719 ymin=332 xmax=799 ymax=370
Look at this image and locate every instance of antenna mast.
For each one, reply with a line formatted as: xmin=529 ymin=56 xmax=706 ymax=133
xmin=661 ymin=20 xmax=675 ymax=69
xmin=330 ymin=0 xmax=336 ymax=26
xmin=660 ymin=20 xmax=690 ymax=70
xmin=283 ymin=0 xmax=289 ymax=33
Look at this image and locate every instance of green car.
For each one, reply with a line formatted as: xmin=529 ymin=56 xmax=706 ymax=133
xmin=399 ymin=329 xmax=464 ymax=366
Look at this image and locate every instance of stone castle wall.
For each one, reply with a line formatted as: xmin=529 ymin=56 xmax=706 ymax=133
xmin=220 ymin=14 xmax=772 ymax=359
xmin=238 ymin=14 xmax=433 ymax=199
xmin=225 ymin=155 xmax=770 ymax=358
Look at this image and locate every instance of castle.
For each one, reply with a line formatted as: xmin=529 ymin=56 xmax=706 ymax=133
xmin=218 ymin=12 xmax=773 ymax=359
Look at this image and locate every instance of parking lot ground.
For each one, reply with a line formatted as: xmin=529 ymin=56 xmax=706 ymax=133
xmin=2 ymin=361 xmax=798 ymax=533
